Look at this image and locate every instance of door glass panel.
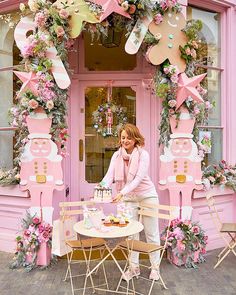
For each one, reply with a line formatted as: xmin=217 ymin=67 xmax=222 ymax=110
xmin=85 ymin=86 xmax=136 ymax=183
xmin=83 ymin=32 xmax=137 ymax=71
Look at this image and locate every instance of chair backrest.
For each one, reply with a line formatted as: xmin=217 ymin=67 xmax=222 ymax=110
xmin=59 ymin=200 xmax=96 ymax=220
xmin=138 ymin=203 xmax=176 ymax=221
xmin=206 ymin=193 xmax=223 ymax=232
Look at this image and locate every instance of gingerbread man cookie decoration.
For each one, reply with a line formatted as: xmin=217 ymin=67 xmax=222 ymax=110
xmin=147 ymin=11 xmax=187 ymax=73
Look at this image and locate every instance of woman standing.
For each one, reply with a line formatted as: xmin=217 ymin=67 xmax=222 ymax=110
xmin=100 ymin=123 xmax=160 ymax=281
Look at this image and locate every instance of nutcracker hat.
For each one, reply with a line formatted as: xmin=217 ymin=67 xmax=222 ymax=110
xmin=170 ymin=107 xmax=195 ymax=139
xmin=26 ymin=107 xmax=52 ymax=139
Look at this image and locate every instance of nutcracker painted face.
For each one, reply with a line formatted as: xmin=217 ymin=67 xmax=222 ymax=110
xmin=171 ymin=138 xmax=192 ymax=157
xmin=30 ymin=138 xmax=51 ymax=157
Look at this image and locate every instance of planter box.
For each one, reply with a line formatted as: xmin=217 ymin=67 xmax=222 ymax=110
xmin=167 ymin=248 xmax=200 ymax=267
xmin=26 ymin=243 xmax=51 ymax=266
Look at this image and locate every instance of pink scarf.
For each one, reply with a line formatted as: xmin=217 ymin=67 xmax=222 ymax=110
xmin=114 ymin=147 xmax=141 ymax=192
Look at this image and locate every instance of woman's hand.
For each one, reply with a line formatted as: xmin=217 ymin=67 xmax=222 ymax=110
xmin=112 ymin=193 xmax=123 ymax=203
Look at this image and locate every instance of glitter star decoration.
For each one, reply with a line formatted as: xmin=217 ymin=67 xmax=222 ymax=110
xmin=176 ymin=72 xmax=207 ymax=110
xmin=14 ymin=71 xmax=39 ymax=98
xmin=89 ymin=0 xmax=131 ymax=22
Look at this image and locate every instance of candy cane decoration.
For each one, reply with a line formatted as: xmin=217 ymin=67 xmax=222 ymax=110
xmin=14 ymin=16 xmax=71 ymax=89
xmin=125 ymin=15 xmax=153 ymax=55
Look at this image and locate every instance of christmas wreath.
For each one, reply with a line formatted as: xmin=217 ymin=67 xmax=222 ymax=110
xmin=92 ymin=102 xmax=128 ymax=137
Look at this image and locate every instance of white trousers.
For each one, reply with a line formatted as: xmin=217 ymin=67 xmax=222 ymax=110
xmin=125 ymin=197 xmax=160 ymax=269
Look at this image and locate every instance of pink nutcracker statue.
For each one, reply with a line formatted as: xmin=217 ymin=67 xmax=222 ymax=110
xmin=106 ymin=107 xmax=113 ymax=135
xmin=20 ymin=109 xmax=64 ymax=224
xmin=159 ymin=108 xmax=203 ymax=220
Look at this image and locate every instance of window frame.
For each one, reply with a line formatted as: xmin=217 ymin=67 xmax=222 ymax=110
xmin=188 ymin=0 xmax=227 ymax=164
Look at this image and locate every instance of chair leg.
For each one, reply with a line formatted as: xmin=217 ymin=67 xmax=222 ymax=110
xmin=214 ymin=248 xmax=231 ymax=269
xmin=159 ymin=273 xmax=168 ymax=290
xmin=67 ymin=250 xmax=75 ymax=295
xmin=82 ymin=247 xmax=96 ymax=295
xmin=99 ymin=248 xmax=109 ymax=290
xmin=64 ymin=248 xmax=73 ymax=282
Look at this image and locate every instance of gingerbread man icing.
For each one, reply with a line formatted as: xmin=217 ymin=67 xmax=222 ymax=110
xmin=147 ymin=11 xmax=187 ymax=73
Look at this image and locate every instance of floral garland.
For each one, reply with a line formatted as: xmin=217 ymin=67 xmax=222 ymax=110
xmin=10 ymin=212 xmax=53 ymax=271
xmin=161 ymin=218 xmax=208 ymax=268
xmin=0 ymin=0 xmax=72 ymax=185
xmin=202 ymin=160 xmax=236 ymax=192
xmin=92 ymin=102 xmax=128 ymax=137
xmin=144 ymin=19 xmax=213 ymax=148
xmin=0 ymin=0 xmax=212 ymax=185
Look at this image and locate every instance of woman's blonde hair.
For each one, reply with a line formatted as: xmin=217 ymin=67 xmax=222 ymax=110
xmin=118 ymin=123 xmax=145 ymax=147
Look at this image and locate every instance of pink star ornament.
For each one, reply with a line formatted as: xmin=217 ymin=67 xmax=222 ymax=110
xmin=176 ymin=72 xmax=207 ymax=110
xmin=14 ymin=71 xmax=39 ymax=98
xmin=90 ymin=0 xmax=131 ymax=21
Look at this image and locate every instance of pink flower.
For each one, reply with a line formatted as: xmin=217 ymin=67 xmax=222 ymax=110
xmin=35 ymin=12 xmax=47 ymax=27
xmin=46 ymin=100 xmax=54 ymax=110
xmin=192 ymin=226 xmax=200 ymax=235
xmin=194 ymin=107 xmax=200 ymax=115
xmin=24 ymin=229 xmax=31 ymax=237
xmin=205 ymin=101 xmax=212 ymax=109
xmin=173 ymin=227 xmax=185 ymax=240
xmin=55 ymin=26 xmax=65 ymax=37
xmin=185 ymin=47 xmax=191 ymax=55
xmin=168 ymin=99 xmax=177 ymax=108
xmin=201 ymin=248 xmax=206 ymax=254
xmin=164 ymin=67 xmax=170 ymax=74
xmin=28 ymin=99 xmax=39 ymax=109
xmin=154 ymin=13 xmax=163 ymax=25
xmin=177 ymin=240 xmax=185 ymax=252
xmin=128 ymin=4 xmax=136 ymax=14
xmin=32 ymin=217 xmax=41 ymax=225
xmin=21 ymin=44 xmax=34 ymax=58
xmin=59 ymin=9 xmax=69 ymax=19
xmin=170 ymin=73 xmax=178 ymax=83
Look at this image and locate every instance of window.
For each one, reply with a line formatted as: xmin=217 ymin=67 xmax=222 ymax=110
xmin=187 ymin=6 xmax=222 ymax=165
xmin=0 ymin=19 xmax=20 ymax=169
xmin=83 ymin=31 xmax=137 ymax=71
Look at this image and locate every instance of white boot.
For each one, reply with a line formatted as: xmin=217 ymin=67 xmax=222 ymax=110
xmin=42 ymin=207 xmax=54 ymax=225
xmin=172 ymin=206 xmax=180 ymax=219
xmin=181 ymin=206 xmax=193 ymax=220
xmin=29 ymin=207 xmax=42 ymax=219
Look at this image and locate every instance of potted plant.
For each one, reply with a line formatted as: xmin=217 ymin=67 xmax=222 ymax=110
xmin=10 ymin=212 xmax=53 ymax=271
xmin=161 ymin=218 xmax=208 ymax=268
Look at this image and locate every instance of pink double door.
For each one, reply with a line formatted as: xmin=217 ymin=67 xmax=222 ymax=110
xmin=69 ymin=79 xmax=159 ymax=201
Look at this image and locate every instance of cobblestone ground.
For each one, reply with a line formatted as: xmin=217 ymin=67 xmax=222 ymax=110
xmin=0 ymin=249 xmax=236 ymax=295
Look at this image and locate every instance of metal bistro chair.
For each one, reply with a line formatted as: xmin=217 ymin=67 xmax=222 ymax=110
xmin=116 ymin=203 xmax=175 ymax=295
xmin=206 ymin=194 xmax=236 ymax=269
xmin=59 ymin=200 xmax=108 ymax=295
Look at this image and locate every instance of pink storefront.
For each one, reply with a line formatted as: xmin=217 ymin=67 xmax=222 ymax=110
xmin=0 ymin=0 xmax=236 ymax=253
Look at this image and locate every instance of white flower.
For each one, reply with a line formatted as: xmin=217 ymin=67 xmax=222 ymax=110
xmin=28 ymin=0 xmax=39 ymax=12
xmin=121 ymin=1 xmax=129 ymax=11
xmin=19 ymin=3 xmax=26 ymax=11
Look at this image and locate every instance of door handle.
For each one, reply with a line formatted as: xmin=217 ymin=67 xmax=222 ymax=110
xmin=79 ymin=139 xmax=84 ymax=161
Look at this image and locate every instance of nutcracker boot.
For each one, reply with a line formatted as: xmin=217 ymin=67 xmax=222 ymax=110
xmin=42 ymin=207 xmax=54 ymax=225
xmin=181 ymin=206 xmax=193 ymax=220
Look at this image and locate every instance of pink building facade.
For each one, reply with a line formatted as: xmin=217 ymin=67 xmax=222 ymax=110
xmin=0 ymin=0 xmax=236 ymax=253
